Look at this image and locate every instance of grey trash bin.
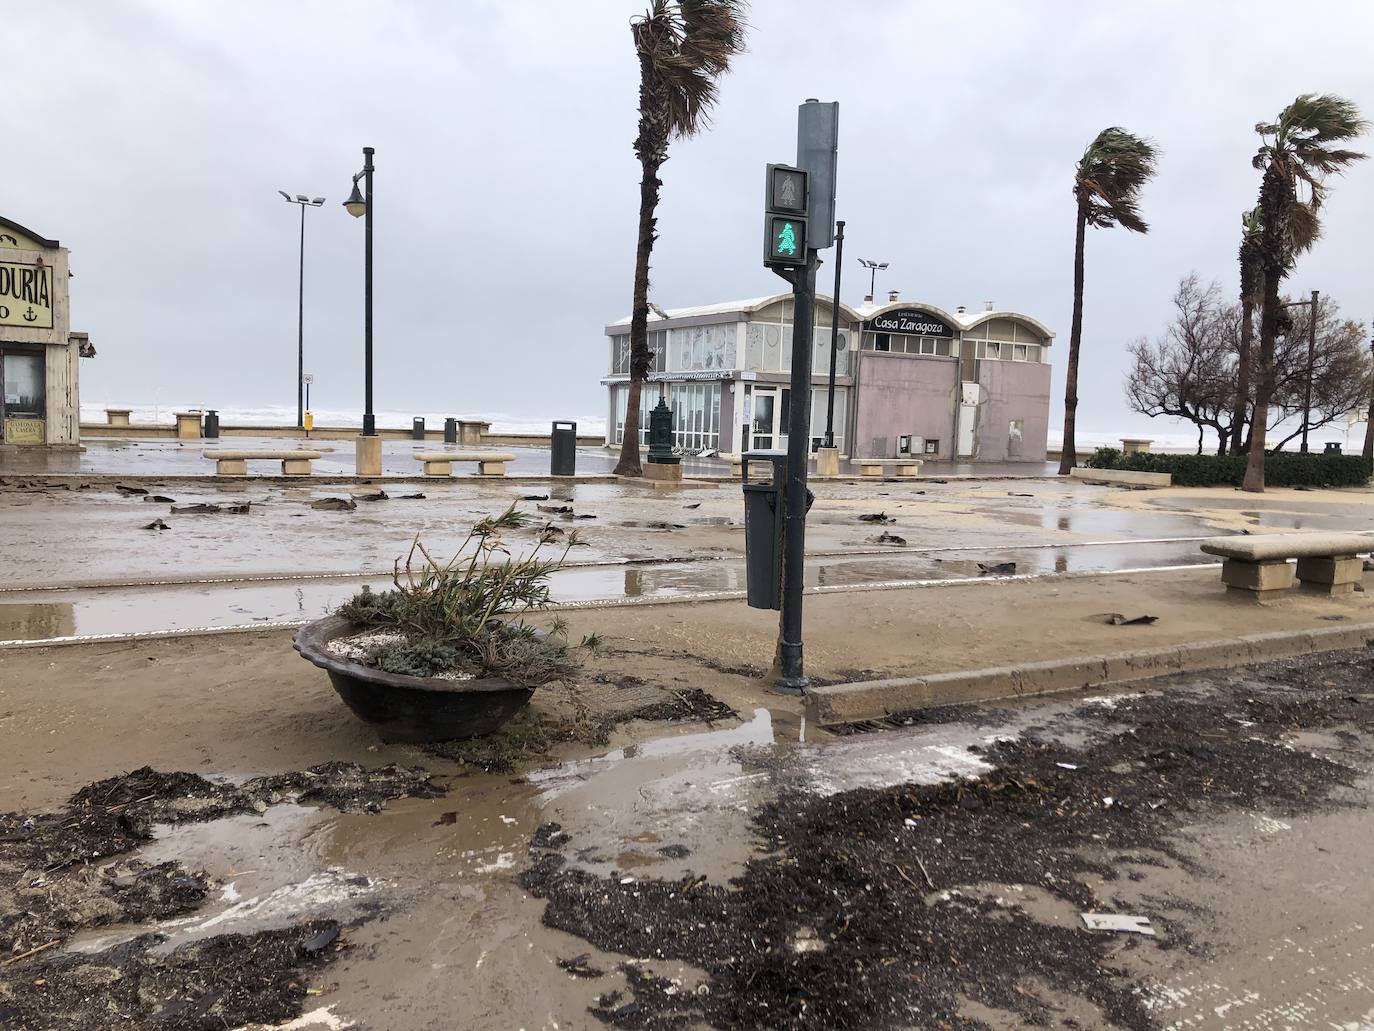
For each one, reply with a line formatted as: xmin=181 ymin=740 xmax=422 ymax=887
xmin=412 ymin=417 xmax=425 ymax=441
xmin=551 ymin=421 xmax=577 ymax=476
xmin=203 ymin=410 xmax=220 ymax=439
xmin=742 ymin=450 xmax=788 ymax=610
xmin=443 ymin=418 xmax=458 ymax=445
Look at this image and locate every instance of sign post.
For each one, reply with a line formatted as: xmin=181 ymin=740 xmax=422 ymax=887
xmin=762 ymin=99 xmax=839 ymax=695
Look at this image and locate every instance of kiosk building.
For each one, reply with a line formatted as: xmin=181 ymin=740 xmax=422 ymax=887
xmin=601 ymin=292 xmax=1053 ymax=463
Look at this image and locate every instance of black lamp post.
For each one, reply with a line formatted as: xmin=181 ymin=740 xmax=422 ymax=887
xmin=278 ymin=191 xmax=324 ymax=430
xmin=343 ymin=147 xmax=375 ymax=437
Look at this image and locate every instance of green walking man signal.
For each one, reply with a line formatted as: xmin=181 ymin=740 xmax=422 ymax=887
xmin=764 ymin=164 xmax=808 ymax=268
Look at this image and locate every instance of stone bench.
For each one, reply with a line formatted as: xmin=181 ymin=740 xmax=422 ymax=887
xmin=1200 ymin=532 xmax=1374 ymax=601
xmin=858 ymin=458 xmax=922 ymax=479
xmin=413 ymin=451 xmax=516 ymax=477
xmin=106 ymin=408 xmax=132 ymax=427
xmin=1069 ymin=467 xmax=1172 ymax=488
xmin=203 ymin=449 xmax=324 ymax=476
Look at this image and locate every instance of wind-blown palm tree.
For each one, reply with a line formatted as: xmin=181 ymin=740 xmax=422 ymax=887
xmin=1229 ymin=207 xmax=1263 ymax=453
xmin=1058 ymin=128 xmax=1158 ymax=474
xmin=1243 ymin=94 xmax=1367 ymax=492
xmin=613 ymin=0 xmax=746 ymax=478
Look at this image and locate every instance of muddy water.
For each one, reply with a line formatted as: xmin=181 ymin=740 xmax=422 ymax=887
xmin=0 ymin=540 xmax=1215 ymax=643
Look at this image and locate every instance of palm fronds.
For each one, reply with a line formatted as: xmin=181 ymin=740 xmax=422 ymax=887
xmin=1074 ymin=127 xmax=1160 ymax=233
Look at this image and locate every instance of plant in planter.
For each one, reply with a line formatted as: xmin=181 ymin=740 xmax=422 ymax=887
xmin=293 ymin=505 xmax=591 ymax=742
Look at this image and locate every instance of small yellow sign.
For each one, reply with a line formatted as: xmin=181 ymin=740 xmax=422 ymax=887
xmin=0 ymin=261 xmax=54 ymax=329
xmin=4 ymin=417 xmax=45 ymax=444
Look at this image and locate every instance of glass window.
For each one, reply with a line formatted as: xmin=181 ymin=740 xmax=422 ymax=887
xmin=1013 ymin=344 xmax=1027 ymax=361
xmin=1025 ymin=345 xmax=1041 ymax=363
xmin=2 ymin=350 xmax=44 ymax=416
xmin=875 ymin=333 xmax=890 ymax=352
xmin=935 ymin=339 xmax=952 ymax=356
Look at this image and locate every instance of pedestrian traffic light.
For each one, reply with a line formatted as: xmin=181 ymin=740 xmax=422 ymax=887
xmin=764 ymin=163 xmax=808 ymax=269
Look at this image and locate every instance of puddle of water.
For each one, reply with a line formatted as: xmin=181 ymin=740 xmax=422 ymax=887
xmin=528 ymin=708 xmax=778 ymax=879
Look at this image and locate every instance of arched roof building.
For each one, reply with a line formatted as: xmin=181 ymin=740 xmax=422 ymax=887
xmin=600 ymin=291 xmax=1054 ymax=463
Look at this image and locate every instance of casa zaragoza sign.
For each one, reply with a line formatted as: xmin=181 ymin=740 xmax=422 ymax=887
xmin=0 ymin=260 xmax=55 ymax=329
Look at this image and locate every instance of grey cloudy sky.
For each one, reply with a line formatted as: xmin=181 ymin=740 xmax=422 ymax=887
xmin=11 ymin=0 xmax=1374 ymax=435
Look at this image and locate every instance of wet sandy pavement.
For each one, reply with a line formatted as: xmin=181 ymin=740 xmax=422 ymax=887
xmin=9 ymin=662 xmax=1371 ymax=1030
xmin=4 ymin=475 xmax=1371 ymax=643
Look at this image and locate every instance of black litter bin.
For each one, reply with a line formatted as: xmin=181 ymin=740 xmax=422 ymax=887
xmin=412 ymin=417 xmax=426 ymax=441
xmin=1325 ymin=442 xmax=1342 ymax=455
xmin=203 ymin=410 xmax=220 ymax=439
xmin=551 ymin=421 xmax=577 ymax=476
xmin=742 ymin=450 xmax=787 ymax=610
xmin=444 ymin=418 xmax=458 ymax=445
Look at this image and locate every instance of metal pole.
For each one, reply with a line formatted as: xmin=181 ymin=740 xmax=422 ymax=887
xmin=1364 ymin=329 xmax=1374 ymax=467
xmin=823 ymin=220 xmax=845 ymax=448
xmin=777 ymin=250 xmax=818 ymax=694
xmin=362 ymin=146 xmax=375 ymax=437
xmin=868 ymin=265 xmax=876 ymax=301
xmin=297 ymin=203 xmax=306 ymax=430
xmin=1301 ymin=289 xmax=1318 ymax=453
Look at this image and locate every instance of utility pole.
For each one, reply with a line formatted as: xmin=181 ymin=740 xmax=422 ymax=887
xmin=1301 ymin=289 xmax=1319 ymax=454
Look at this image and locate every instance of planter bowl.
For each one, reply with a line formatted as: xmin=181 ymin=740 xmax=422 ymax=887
xmin=293 ymin=615 xmax=535 ymax=743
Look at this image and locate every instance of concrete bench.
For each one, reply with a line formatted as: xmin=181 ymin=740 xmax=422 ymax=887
xmin=858 ymin=458 xmax=922 ymax=479
xmin=203 ymin=449 xmax=324 ymax=476
xmin=1200 ymin=532 xmax=1373 ymax=601
xmin=413 ymin=451 xmax=516 ymax=477
xmin=1069 ymin=467 xmax=1172 ymax=488
xmin=106 ymin=408 xmax=132 ymax=427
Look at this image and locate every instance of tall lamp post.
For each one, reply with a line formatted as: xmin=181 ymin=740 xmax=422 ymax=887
xmin=278 ymin=192 xmax=325 ymax=430
xmin=857 ymin=257 xmax=887 ymax=303
xmin=343 ymin=147 xmax=379 ymax=474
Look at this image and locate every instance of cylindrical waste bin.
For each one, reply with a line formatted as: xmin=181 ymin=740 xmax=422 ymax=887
xmin=444 ymin=418 xmax=458 ymax=445
xmin=742 ymin=450 xmax=787 ymax=610
xmin=412 ymin=417 xmax=426 ymax=441
xmin=203 ymin=410 xmax=220 ymax=439
xmin=551 ymin=421 xmax=577 ymax=476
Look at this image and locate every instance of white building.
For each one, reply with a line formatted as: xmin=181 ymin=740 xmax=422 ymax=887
xmin=601 ymin=292 xmax=1054 ymax=461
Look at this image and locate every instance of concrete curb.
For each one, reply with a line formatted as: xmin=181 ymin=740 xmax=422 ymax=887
xmin=806 ymin=622 xmax=1374 ymax=726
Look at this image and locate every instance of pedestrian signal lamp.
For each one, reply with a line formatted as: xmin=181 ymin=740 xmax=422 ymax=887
xmin=764 ymin=163 xmax=808 ymax=269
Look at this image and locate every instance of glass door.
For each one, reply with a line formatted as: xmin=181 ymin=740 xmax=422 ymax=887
xmin=750 ymin=388 xmax=777 ymax=450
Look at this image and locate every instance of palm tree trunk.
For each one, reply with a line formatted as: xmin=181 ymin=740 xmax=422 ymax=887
xmin=1058 ymin=205 xmax=1088 ymax=474
xmin=613 ymin=162 xmax=664 ymax=478
xmin=1231 ymin=293 xmax=1254 ymax=454
xmin=1243 ymin=275 xmax=1282 ymax=491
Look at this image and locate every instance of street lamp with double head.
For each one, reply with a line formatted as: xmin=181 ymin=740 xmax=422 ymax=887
xmin=278 ymin=192 xmax=324 ymax=430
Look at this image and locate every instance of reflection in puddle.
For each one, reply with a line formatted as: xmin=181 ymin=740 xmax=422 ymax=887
xmin=0 ymin=602 xmax=75 ymax=639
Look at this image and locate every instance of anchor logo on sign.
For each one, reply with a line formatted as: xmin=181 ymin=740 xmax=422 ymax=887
xmin=23 ymin=306 xmax=37 ymax=322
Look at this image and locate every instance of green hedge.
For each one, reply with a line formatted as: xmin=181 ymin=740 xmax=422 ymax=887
xmin=1083 ymin=447 xmax=1370 ymax=487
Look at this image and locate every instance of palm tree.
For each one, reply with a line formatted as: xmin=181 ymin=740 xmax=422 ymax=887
xmin=1229 ymin=207 xmax=1263 ymax=453
xmin=1243 ymin=94 xmax=1367 ymax=492
xmin=613 ymin=0 xmax=746 ymax=478
xmin=1058 ymin=128 xmax=1159 ymax=475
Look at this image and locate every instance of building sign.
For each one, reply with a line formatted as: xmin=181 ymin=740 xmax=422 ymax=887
xmin=648 ymin=370 xmax=734 ymax=383
xmin=866 ymin=308 xmax=954 ymax=337
xmin=4 ymin=417 xmax=44 ymax=444
xmin=0 ymin=261 xmax=54 ymax=329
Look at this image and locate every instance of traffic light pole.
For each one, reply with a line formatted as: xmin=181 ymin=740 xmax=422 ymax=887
xmin=773 ymin=250 xmax=818 ymax=694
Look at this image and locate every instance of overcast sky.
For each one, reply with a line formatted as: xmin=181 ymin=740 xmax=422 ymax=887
xmin=11 ymin=0 xmax=1374 ymax=435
